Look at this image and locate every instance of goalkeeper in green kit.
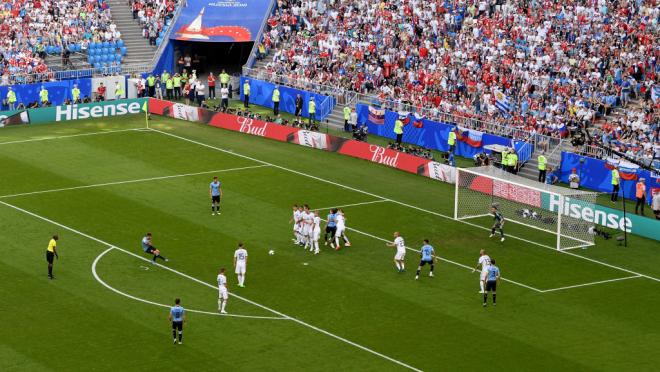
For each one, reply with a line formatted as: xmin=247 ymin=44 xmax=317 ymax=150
xmin=489 ymin=204 xmax=505 ymax=242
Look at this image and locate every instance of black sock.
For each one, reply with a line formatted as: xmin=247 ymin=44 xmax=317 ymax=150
xmin=416 ymin=268 xmax=421 ymax=276
xmin=211 ymin=205 xmax=214 ymax=212
xmin=500 ymin=229 xmax=505 ymax=237
xmin=172 ymin=329 xmax=176 ymax=339
xmin=491 ymin=227 xmax=496 ymax=234
xmin=430 ymin=264 xmax=434 ymax=272
xmin=48 ymin=265 xmax=52 ymax=276
xmin=178 ymin=331 xmax=183 ymax=342
xmin=483 ymin=294 xmax=487 ymax=304
xmin=152 ymin=255 xmax=157 ymax=262
xmin=493 ymin=294 xmax=496 ymax=304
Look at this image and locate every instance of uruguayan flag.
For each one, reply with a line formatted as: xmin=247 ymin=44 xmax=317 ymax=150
xmin=494 ymin=89 xmax=511 ymax=115
xmin=652 ymin=86 xmax=659 ymax=102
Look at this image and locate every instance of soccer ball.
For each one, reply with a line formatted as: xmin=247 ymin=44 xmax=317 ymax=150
xmin=268 ymin=250 xmax=275 ymax=255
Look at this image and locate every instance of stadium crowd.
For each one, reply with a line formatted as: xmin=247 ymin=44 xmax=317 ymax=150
xmin=130 ymin=0 xmax=179 ymax=46
xmin=258 ymin=0 xmax=659 ymax=161
xmin=0 ymin=0 xmax=121 ymax=84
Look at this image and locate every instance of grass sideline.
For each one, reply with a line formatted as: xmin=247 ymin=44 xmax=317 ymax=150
xmin=1 ymin=114 xmax=659 ymax=371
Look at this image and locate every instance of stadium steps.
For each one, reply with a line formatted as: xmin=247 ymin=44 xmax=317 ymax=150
xmin=107 ymin=0 xmax=157 ymax=65
xmin=518 ymin=141 xmax=569 ymax=181
xmin=45 ymin=53 xmax=91 ymax=71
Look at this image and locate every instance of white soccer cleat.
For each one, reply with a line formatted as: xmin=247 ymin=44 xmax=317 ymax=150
xmin=345 ymin=242 xmax=351 ymax=247
xmin=324 ymin=241 xmax=328 ymax=246
xmin=178 ymin=341 xmax=182 ymax=345
xmin=489 ymin=234 xmax=494 ymax=238
xmin=429 ymin=272 xmax=434 ymax=277
xmin=501 ymin=237 xmax=505 ymax=242
xmin=165 ymin=258 xmax=169 ymax=262
xmin=479 ymin=290 xmax=485 ymax=294
xmin=220 ymin=310 xmax=227 ymax=314
xmin=415 ymin=275 xmax=419 ymax=280
xmin=173 ymin=339 xmax=177 ymax=344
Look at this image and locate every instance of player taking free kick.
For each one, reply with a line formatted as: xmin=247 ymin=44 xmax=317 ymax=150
xmin=141 ymin=233 xmax=168 ymax=264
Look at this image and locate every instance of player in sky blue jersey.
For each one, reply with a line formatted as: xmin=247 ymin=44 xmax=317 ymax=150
xmin=483 ymin=259 xmax=500 ymax=307
xmin=324 ymin=208 xmax=338 ymax=248
xmin=209 ymin=176 xmax=223 ymax=215
xmin=169 ymin=298 xmax=186 ymax=344
xmin=415 ymin=239 xmax=435 ymax=280
xmin=142 ymin=233 xmax=168 ymax=263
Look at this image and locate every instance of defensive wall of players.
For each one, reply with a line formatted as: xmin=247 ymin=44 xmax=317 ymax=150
xmin=2 ymin=96 xmax=657 ymax=241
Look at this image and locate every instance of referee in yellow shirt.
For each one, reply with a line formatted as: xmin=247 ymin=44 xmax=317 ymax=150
xmin=47 ymin=235 xmax=59 ymax=279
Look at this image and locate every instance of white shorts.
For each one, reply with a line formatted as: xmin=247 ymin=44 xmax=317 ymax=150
xmin=312 ymin=228 xmax=321 ymax=241
xmin=395 ymin=251 xmax=406 ymax=261
xmin=336 ymin=226 xmax=345 ymax=236
xmin=303 ymin=226 xmax=312 ymax=236
xmin=235 ymin=263 xmax=246 ymax=275
xmin=218 ymin=287 xmax=228 ymax=300
xmin=294 ymin=224 xmax=300 ymax=232
xmin=480 ymin=269 xmax=489 ymax=282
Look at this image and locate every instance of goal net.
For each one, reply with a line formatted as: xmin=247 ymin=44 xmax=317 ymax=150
xmin=454 ymin=166 xmax=598 ymax=250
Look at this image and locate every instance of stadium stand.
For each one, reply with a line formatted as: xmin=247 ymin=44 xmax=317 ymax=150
xmin=0 ymin=0 xmax=122 ymax=83
xmin=252 ymin=0 xmax=658 ymax=165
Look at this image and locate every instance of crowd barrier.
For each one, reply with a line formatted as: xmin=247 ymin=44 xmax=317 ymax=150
xmin=239 ymin=77 xmax=335 ymax=120
xmin=0 ymin=76 xmax=131 ymax=109
xmin=356 ymin=103 xmax=519 ymax=159
xmin=147 ymin=98 xmax=455 ymax=184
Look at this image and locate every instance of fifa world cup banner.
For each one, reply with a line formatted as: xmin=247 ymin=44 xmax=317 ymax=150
xmin=149 ymin=99 xmax=456 ymax=184
xmin=170 ymin=0 xmax=272 ymax=42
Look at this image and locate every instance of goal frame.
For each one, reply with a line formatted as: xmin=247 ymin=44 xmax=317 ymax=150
xmin=454 ymin=167 xmax=596 ymax=251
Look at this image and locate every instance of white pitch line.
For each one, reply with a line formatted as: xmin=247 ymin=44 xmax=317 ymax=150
xmin=540 ymin=275 xmax=642 ymax=293
xmin=322 ymin=218 xmax=543 ymax=293
xmin=0 ymin=164 xmax=270 ymax=199
xmin=0 ymin=127 xmax=146 ymax=146
xmin=315 ymin=199 xmax=389 ymax=211
xmin=148 ymin=128 xmax=660 ymax=285
xmin=0 ymin=200 xmax=422 ymax=372
xmin=92 ymin=247 xmax=286 ymax=320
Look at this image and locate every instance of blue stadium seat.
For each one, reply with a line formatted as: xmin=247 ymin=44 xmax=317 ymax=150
xmin=117 ymin=40 xmax=124 ymax=48
xmin=102 ymin=41 xmax=109 ymax=48
xmin=120 ymin=47 xmax=127 ymax=56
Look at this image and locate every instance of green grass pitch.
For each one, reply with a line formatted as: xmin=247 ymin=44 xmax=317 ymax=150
xmin=1 ymin=115 xmax=659 ymax=371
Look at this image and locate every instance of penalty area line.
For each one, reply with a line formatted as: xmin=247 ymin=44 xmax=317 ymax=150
xmin=92 ymin=247 xmax=286 ymax=320
xmin=0 ymin=200 xmax=422 ymax=372
xmin=539 ymin=275 xmax=642 ymax=293
xmin=0 ymin=164 xmax=270 ymax=199
xmin=145 ymin=129 xmax=660 ymax=285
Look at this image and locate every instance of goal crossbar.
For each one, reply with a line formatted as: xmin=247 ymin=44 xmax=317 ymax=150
xmin=454 ymin=166 xmax=598 ymax=250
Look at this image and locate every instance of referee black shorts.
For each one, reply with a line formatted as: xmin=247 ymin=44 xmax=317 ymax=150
xmin=172 ymin=321 xmax=183 ymax=331
xmin=46 ymin=251 xmax=54 ymax=264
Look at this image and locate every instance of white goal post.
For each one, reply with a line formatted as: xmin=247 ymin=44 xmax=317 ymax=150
xmin=454 ymin=166 xmax=598 ymax=250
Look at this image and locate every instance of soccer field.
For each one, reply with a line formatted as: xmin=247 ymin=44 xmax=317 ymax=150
xmin=1 ymin=115 xmax=659 ymax=371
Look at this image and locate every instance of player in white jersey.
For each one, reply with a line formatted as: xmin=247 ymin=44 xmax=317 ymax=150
xmin=472 ymin=249 xmax=492 ymax=294
xmin=217 ymin=268 xmax=228 ymax=314
xmin=311 ymin=210 xmax=321 ymax=254
xmin=301 ymin=205 xmax=314 ymax=249
xmin=334 ymin=209 xmax=351 ymax=249
xmin=290 ymin=204 xmax=303 ymax=245
xmin=386 ymin=232 xmax=406 ymax=273
xmin=233 ymin=243 xmax=248 ymax=287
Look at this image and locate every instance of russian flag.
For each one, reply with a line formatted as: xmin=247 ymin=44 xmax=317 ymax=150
xmin=558 ymin=124 xmax=568 ymax=138
xmin=606 ymin=159 xmax=639 ymax=180
xmin=457 ymin=126 xmax=483 ymax=147
xmin=368 ymin=106 xmax=385 ymax=125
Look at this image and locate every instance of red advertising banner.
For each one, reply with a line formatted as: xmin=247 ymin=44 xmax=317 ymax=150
xmin=149 ymin=98 xmax=456 ymax=184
